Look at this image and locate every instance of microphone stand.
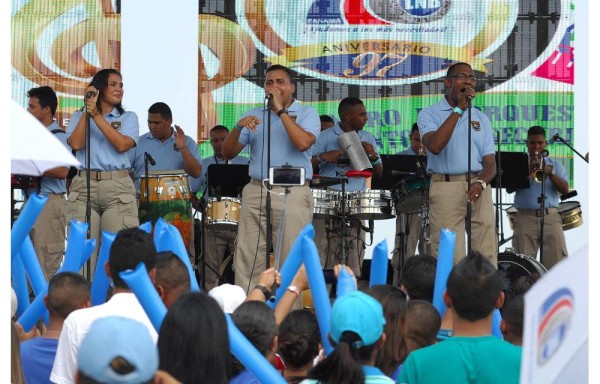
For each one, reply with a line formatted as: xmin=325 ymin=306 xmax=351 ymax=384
xmin=466 ymin=97 xmax=473 ymax=255
xmin=265 ymin=97 xmax=273 ymax=269
xmin=144 ymin=153 xmax=152 ymax=224
xmin=495 ymin=131 xmax=511 ymax=248
xmin=554 ymin=135 xmax=589 ymax=163
xmin=538 ymin=155 xmax=547 ymax=264
xmin=84 ymin=95 xmax=92 ymax=281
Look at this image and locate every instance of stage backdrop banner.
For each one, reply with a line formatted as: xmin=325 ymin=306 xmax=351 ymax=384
xmin=11 ymin=0 xmax=586 ymax=259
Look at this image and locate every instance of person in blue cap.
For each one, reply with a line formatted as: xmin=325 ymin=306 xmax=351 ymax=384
xmin=301 ymin=290 xmax=394 ymax=384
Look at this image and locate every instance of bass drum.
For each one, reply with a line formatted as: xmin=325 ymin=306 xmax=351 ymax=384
xmin=497 ymin=251 xmax=547 ymax=296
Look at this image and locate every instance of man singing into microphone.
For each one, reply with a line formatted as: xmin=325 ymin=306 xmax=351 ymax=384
xmin=311 ymin=97 xmax=382 ymax=280
xmin=222 ymin=64 xmax=320 ymax=297
xmin=511 ymin=126 xmax=569 ymax=270
xmin=417 ymin=62 xmax=497 ymax=265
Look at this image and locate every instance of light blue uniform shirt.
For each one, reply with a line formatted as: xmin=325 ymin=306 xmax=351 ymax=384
xmin=514 ymin=156 xmax=568 ymax=209
xmin=39 ymin=121 xmax=69 ymax=195
xmin=312 ymin=123 xmax=378 ymax=192
xmin=67 ymin=107 xmax=139 ymax=171
xmin=237 ymin=100 xmax=320 ymax=181
xmin=190 ymin=154 xmax=249 ymax=197
xmin=418 ymin=97 xmax=495 ymax=174
xmin=129 ymin=130 xmax=202 ymax=191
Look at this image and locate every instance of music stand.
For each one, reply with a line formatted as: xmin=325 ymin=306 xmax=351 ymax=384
xmin=490 ymin=152 xmax=530 ymax=192
xmin=371 ymin=154 xmax=427 ymax=190
xmin=206 ymin=164 xmax=250 ymax=198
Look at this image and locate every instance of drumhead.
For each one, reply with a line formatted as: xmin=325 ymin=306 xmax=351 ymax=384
xmin=145 ymin=169 xmax=187 ymax=176
xmin=497 ymin=251 xmax=547 ymax=296
xmin=558 ymin=201 xmax=581 ymax=211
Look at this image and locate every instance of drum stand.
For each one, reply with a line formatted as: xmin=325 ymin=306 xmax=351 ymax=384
xmin=330 ymin=173 xmax=351 ymax=266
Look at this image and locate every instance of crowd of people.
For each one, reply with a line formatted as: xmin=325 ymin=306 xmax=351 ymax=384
xmin=11 ymin=61 xmax=569 ymax=383
xmin=11 ymin=225 xmax=531 ymax=383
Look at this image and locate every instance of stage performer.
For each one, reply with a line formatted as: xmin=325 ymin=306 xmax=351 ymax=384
xmin=222 ymin=64 xmax=320 ymax=296
xmin=26 ymin=86 xmax=70 ymax=279
xmin=511 ymin=125 xmax=569 ymax=270
xmin=311 ymin=97 xmax=382 ymax=280
xmin=392 ymin=123 xmax=430 ymax=284
xmin=191 ymin=125 xmax=248 ymax=290
xmin=66 ymin=68 xmax=139 ymax=275
xmin=417 ymin=62 xmax=497 ymax=265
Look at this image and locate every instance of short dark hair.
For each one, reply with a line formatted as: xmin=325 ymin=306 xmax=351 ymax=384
xmin=447 ymin=252 xmax=502 ymax=321
xmin=278 ymin=310 xmax=321 ymax=370
xmin=400 ymin=254 xmax=437 ymax=302
xmin=155 ymin=251 xmax=190 ymax=292
xmin=210 ymin=125 xmax=229 ymax=135
xmin=231 ymin=301 xmax=277 ymax=376
xmin=501 ymin=294 xmax=524 ymax=336
xmin=47 ymin=272 xmax=90 ymax=319
xmin=527 ymin=125 xmax=546 ymax=138
xmin=89 ymin=68 xmax=125 ymax=115
xmin=27 ymin=86 xmax=58 ymax=116
xmin=338 ymin=97 xmax=364 ymax=118
xmin=410 ymin=122 xmax=419 ymax=133
xmin=446 ymin=62 xmax=471 ymax=77
xmin=148 ymin=102 xmax=172 ymax=120
xmin=320 ymin=114 xmax=335 ymax=124
xmin=266 ymin=64 xmax=294 ymax=83
xmin=109 ymin=228 xmax=157 ymax=289
xmin=405 ymin=300 xmax=441 ymax=347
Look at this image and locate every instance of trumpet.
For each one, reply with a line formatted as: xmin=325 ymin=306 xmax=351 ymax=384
xmin=529 ymin=151 xmax=546 ymax=183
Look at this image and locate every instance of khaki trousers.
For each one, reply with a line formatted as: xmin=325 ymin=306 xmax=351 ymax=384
xmin=30 ymin=194 xmax=67 ymax=279
xmin=512 ymin=209 xmax=567 ymax=270
xmin=234 ymin=180 xmax=313 ymax=293
xmin=67 ymin=174 xmax=139 ymax=276
xmin=427 ymin=177 xmax=497 ymax=266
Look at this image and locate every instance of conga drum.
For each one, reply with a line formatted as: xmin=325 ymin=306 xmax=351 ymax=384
xmin=139 ymin=170 xmax=193 ymax=251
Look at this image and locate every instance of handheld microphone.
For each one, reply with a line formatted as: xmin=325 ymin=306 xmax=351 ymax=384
xmin=265 ymin=93 xmax=273 ymax=100
xmin=550 ymin=133 xmax=561 ymax=144
xmin=85 ymin=90 xmax=96 ymax=99
xmin=144 ymin=152 xmax=156 ymax=166
xmin=460 ymin=88 xmax=474 ymax=100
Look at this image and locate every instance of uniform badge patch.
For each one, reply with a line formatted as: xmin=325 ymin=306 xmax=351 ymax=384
xmin=110 ymin=121 xmax=122 ymax=130
xmin=471 ymin=121 xmax=481 ymax=131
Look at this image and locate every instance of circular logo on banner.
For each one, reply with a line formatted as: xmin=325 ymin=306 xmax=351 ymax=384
xmin=536 ymin=287 xmax=574 ymax=366
xmin=237 ymin=0 xmax=519 ymax=85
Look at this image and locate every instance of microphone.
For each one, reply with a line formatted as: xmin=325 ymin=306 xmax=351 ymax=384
xmin=265 ymin=93 xmax=273 ymax=100
xmin=144 ymin=152 xmax=156 ymax=166
xmin=85 ymin=90 xmax=96 ymax=99
xmin=550 ymin=133 xmax=561 ymax=144
xmin=541 ymin=150 xmax=549 ymax=158
xmin=460 ymin=88 xmax=474 ymax=100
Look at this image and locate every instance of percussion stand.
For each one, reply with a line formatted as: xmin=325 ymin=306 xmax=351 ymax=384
xmin=334 ymin=172 xmax=350 ymax=266
xmin=465 ymin=96 xmax=473 ymax=255
xmin=83 ymin=96 xmax=93 ymax=281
